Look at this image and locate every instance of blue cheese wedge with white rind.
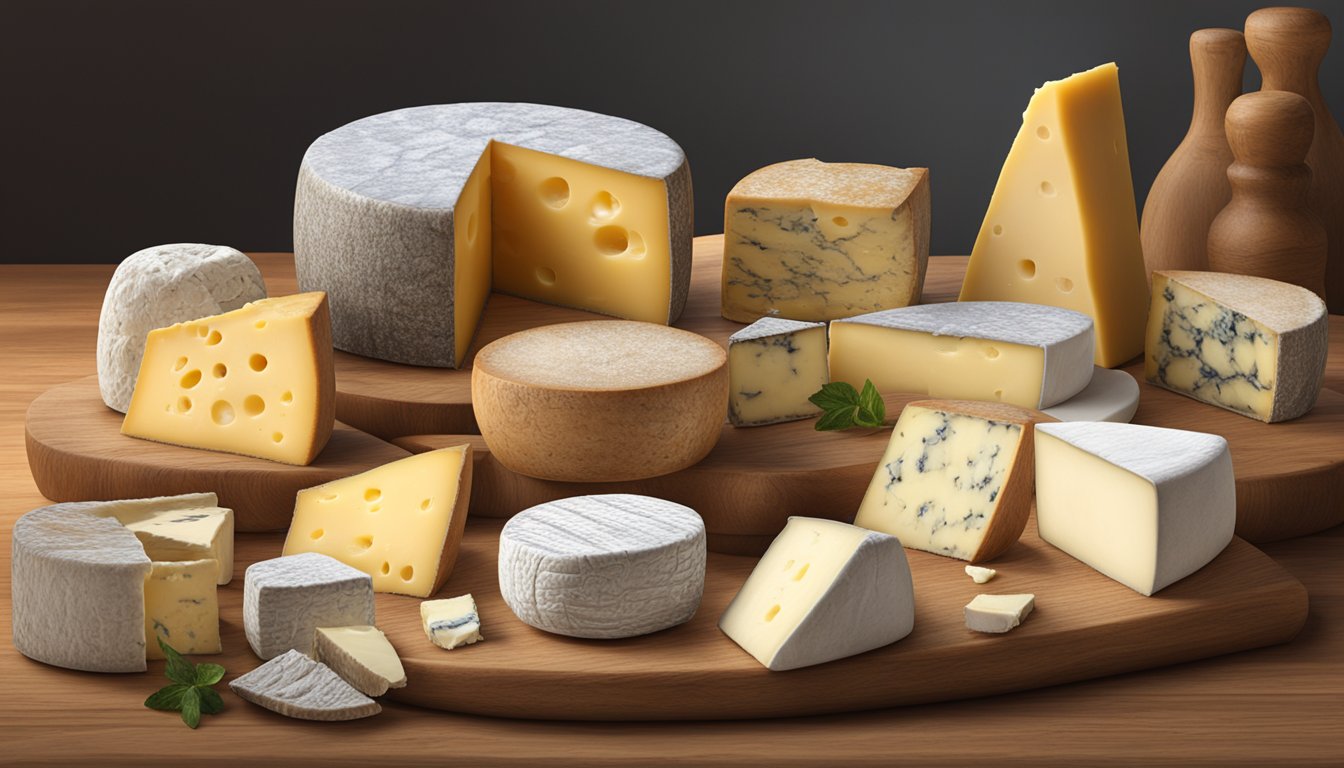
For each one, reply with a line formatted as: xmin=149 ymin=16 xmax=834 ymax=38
xmin=855 ymin=400 xmax=1052 ymax=563
xmin=144 ymin=559 xmax=220 ymax=659
xmin=89 ymin=491 xmax=233 ymax=585
xmin=1146 ymin=270 xmax=1327 ymax=423
xmin=420 ymin=594 xmax=483 ymax=650
xmin=1035 ymin=422 xmax=1235 ymax=596
xmin=498 ymin=494 xmax=707 ymax=639
xmin=829 ymin=301 xmax=1095 ymax=409
xmin=230 ymin=650 xmax=381 ymax=721
xmin=243 ymin=553 xmax=375 ymax=660
xmin=728 ymin=317 xmax=828 ymax=426
xmin=719 ymin=517 xmax=914 ymax=671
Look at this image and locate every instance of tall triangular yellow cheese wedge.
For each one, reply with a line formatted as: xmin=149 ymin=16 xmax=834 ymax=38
xmin=122 ymin=292 xmax=335 ymax=465
xmin=959 ymin=63 xmax=1149 ymax=368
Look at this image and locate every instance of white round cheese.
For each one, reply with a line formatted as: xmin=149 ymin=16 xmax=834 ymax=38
xmin=97 ymin=244 xmax=266 ymax=412
xmin=498 ymin=494 xmax=707 ymax=639
xmin=471 ymin=321 xmax=727 ymax=482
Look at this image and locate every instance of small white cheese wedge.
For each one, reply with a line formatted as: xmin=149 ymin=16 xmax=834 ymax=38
xmin=719 ymin=517 xmax=914 ymax=671
xmin=229 ymin=650 xmax=381 ymax=721
xmin=421 ymin=594 xmax=483 ymax=650
xmin=243 ymin=553 xmax=375 ymax=659
xmin=965 ymin=593 xmax=1035 ymax=633
xmin=1035 ymin=422 xmax=1235 ymax=596
xmin=965 ymin=565 xmax=998 ymax=584
xmin=313 ymin=626 xmax=406 ymax=697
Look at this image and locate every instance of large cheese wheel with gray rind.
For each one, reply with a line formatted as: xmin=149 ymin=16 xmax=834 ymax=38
xmin=294 ymin=102 xmax=693 ymax=368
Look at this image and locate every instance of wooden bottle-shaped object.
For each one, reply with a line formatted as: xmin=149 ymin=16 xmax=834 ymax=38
xmin=1246 ymin=7 xmax=1344 ymax=311
xmin=1208 ymin=90 xmax=1327 ymax=298
xmin=1141 ymin=28 xmax=1246 ymax=281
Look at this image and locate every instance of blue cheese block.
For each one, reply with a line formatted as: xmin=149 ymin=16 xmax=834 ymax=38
xmin=1145 ymin=271 xmax=1327 ymax=423
xmin=728 ymin=317 xmax=828 ymax=426
xmin=295 ymin=102 xmax=693 ymax=368
xmin=420 ymin=594 xmax=483 ymax=650
xmin=243 ymin=553 xmax=375 ymax=660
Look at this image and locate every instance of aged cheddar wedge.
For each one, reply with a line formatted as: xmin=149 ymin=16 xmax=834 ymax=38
xmin=1035 ymin=422 xmax=1235 ymax=596
xmin=719 ymin=517 xmax=914 ymax=671
xmin=728 ymin=317 xmax=828 ymax=427
xmin=959 ymin=63 xmax=1150 ymax=368
xmin=722 ymin=159 xmax=930 ymax=322
xmin=829 ymin=302 xmax=1094 ymax=409
xmin=282 ymin=446 xmax=472 ymax=598
xmin=121 ymin=292 xmax=335 ymax=465
xmin=1146 ymin=271 xmax=1327 ymax=423
xmin=295 ymin=103 xmax=692 ymax=368
xmin=472 ymin=321 xmax=727 ymax=482
xmin=144 ymin=559 xmax=220 ymax=659
xmin=854 ymin=400 xmax=1052 ymax=563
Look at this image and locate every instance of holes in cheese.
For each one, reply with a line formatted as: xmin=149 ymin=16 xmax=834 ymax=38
xmin=120 ymin=292 xmax=335 ymax=466
xmin=591 ymin=190 xmax=620 ymax=221
xmin=594 ymin=225 xmax=629 ymax=256
xmin=282 ymin=446 xmax=473 ymax=598
xmin=539 ymin=176 xmax=570 ymax=208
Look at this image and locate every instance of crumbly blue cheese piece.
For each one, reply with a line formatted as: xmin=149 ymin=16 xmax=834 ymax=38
xmin=144 ymin=559 xmax=220 ymax=659
xmin=1145 ymin=270 xmax=1327 ymax=423
xmin=728 ymin=317 xmax=828 ymax=426
xmin=722 ymin=159 xmax=931 ymax=323
xmin=420 ymin=594 xmax=483 ymax=650
xmin=244 ymin=553 xmax=375 ymax=659
xmin=230 ymin=650 xmax=381 ymax=721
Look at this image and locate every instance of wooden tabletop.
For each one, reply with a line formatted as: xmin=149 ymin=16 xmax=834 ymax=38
xmin=1 ymin=258 xmax=1341 ymax=767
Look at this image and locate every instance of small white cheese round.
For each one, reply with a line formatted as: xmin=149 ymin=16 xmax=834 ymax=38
xmin=498 ymin=494 xmax=707 ymax=639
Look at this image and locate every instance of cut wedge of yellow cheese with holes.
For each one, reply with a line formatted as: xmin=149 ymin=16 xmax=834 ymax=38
xmin=959 ymin=63 xmax=1150 ymax=368
xmin=121 ymin=292 xmax=335 ymax=465
xmin=282 ymin=446 xmax=473 ymax=598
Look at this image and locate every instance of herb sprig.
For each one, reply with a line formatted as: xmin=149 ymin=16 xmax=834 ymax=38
xmin=144 ymin=638 xmax=225 ymax=728
xmin=809 ymin=379 xmax=887 ymax=431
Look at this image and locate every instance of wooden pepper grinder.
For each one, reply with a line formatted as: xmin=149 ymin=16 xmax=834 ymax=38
xmin=1246 ymin=7 xmax=1344 ymax=311
xmin=1207 ymin=90 xmax=1327 ymax=298
xmin=1141 ymin=28 xmax=1246 ymax=281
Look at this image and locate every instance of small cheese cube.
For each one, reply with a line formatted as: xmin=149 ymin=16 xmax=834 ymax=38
xmin=145 ymin=559 xmax=221 ymax=658
xmin=728 ymin=317 xmax=828 ymax=427
xmin=244 ymin=553 xmax=375 ymax=659
xmin=421 ymin=594 xmax=483 ymax=650
xmin=964 ymin=593 xmax=1035 ymax=633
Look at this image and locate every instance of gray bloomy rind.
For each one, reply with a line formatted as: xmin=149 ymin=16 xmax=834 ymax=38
xmin=728 ymin=317 xmax=826 ymax=343
xmin=11 ymin=502 xmax=153 ymax=672
xmin=498 ymin=494 xmax=707 ymax=639
xmin=293 ymin=102 xmax=693 ymax=368
xmin=243 ymin=553 xmax=375 ymax=660
xmin=229 ymin=650 xmax=381 ymax=721
xmin=96 ymin=244 xmax=265 ymax=413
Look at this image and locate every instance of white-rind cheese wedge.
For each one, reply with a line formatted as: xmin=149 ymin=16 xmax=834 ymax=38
xmin=1041 ymin=367 xmax=1140 ymax=424
xmin=97 ymin=244 xmax=266 ymax=413
xmin=230 ymin=650 xmax=381 ymax=721
xmin=719 ymin=517 xmax=914 ymax=671
xmin=855 ymin=400 xmax=1051 ymax=563
xmin=959 ymin=63 xmax=1150 ymax=368
xmin=1146 ymin=270 xmax=1327 ymax=423
xmin=472 ymin=321 xmax=727 ymax=482
xmin=728 ymin=317 xmax=828 ymax=427
xmin=244 ymin=553 xmax=375 ymax=660
xmin=282 ymin=446 xmax=472 ymax=598
xmin=121 ymin=292 xmax=335 ymax=465
xmin=11 ymin=502 xmax=154 ymax=672
xmin=498 ymin=495 xmax=707 ymax=639
xmin=421 ymin=594 xmax=483 ymax=650
xmin=145 ymin=559 xmax=220 ymax=659
xmin=313 ymin=626 xmax=406 ymax=697
xmin=829 ymin=302 xmax=1095 ymax=409
xmin=964 ymin=593 xmax=1035 ymax=633
xmin=294 ymin=102 xmax=693 ymax=368
xmin=91 ymin=492 xmax=234 ymax=585
xmin=1035 ymin=422 xmax=1235 ymax=596
xmin=721 ymin=159 xmax=931 ymax=323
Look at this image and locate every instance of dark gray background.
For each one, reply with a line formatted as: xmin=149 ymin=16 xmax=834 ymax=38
xmin=4 ymin=0 xmax=1342 ymax=263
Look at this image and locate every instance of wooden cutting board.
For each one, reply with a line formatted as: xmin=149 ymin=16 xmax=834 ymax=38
xmin=196 ymin=517 xmax=1302 ymax=721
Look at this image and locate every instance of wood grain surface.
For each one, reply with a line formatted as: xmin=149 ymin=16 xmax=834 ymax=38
xmin=2 ymin=261 xmax=1342 ymax=766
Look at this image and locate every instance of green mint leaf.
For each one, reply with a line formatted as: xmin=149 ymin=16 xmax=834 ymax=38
xmin=159 ymin=638 xmax=196 ymax=686
xmin=197 ymin=686 xmax=225 ymax=715
xmin=144 ymin=683 xmax=191 ymax=712
xmin=857 ymin=380 xmax=885 ymax=425
xmin=180 ymin=687 xmax=202 ymax=729
xmin=194 ymin=663 xmax=226 ymax=687
xmin=814 ymin=407 xmax=858 ymax=431
xmin=808 ymin=381 xmax=861 ymax=412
